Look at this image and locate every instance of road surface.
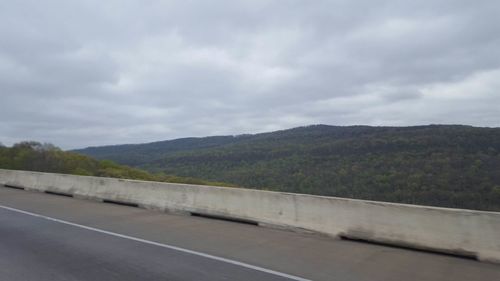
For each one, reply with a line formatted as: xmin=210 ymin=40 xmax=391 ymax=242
xmin=0 ymin=186 xmax=499 ymax=281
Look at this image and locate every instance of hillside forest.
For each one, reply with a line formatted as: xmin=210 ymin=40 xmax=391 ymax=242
xmin=75 ymin=125 xmax=500 ymax=211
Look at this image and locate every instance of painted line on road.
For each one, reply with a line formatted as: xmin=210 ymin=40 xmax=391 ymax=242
xmin=0 ymin=204 xmax=310 ymax=281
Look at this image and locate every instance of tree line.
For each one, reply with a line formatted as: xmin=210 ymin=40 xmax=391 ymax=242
xmin=0 ymin=141 xmax=233 ymax=187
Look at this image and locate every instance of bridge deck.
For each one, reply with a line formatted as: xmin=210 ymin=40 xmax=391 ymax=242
xmin=0 ymin=186 xmax=499 ymax=281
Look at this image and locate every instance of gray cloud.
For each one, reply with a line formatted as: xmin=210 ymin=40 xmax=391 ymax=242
xmin=1 ymin=0 xmax=499 ymax=149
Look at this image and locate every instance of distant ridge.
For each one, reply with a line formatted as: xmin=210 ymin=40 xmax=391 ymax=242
xmin=74 ymin=124 xmax=477 ymax=165
xmin=74 ymin=124 xmax=500 ymax=211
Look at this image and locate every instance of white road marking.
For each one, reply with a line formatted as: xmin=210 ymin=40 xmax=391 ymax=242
xmin=0 ymin=204 xmax=311 ymax=281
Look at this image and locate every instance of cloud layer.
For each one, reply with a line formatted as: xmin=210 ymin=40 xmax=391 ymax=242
xmin=1 ymin=0 xmax=499 ymax=148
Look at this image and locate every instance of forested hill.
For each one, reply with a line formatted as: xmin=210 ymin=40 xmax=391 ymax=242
xmin=73 ymin=135 xmax=244 ymax=167
xmin=0 ymin=142 xmax=231 ymax=187
xmin=74 ymin=125 xmax=500 ymax=211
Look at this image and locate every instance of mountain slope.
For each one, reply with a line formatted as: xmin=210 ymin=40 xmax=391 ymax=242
xmin=73 ymin=135 xmax=246 ymax=166
xmin=0 ymin=141 xmax=232 ymax=187
xmin=74 ymin=125 xmax=500 ymax=211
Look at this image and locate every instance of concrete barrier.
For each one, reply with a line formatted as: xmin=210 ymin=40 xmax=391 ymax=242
xmin=1 ymin=168 xmax=499 ymax=263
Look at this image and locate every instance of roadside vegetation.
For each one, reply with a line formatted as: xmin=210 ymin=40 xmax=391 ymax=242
xmin=0 ymin=141 xmax=234 ymax=187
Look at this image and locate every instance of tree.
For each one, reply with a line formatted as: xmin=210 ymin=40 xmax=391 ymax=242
xmin=0 ymin=141 xmax=229 ymax=188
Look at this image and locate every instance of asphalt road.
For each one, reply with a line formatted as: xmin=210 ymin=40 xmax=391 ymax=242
xmin=0 ymin=186 xmax=499 ymax=281
xmin=0 ymin=206 xmax=301 ymax=281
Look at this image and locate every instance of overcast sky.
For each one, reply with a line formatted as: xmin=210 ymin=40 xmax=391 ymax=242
xmin=1 ymin=0 xmax=499 ymax=149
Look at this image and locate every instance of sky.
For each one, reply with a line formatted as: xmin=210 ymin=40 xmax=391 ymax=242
xmin=1 ymin=0 xmax=500 ymax=149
